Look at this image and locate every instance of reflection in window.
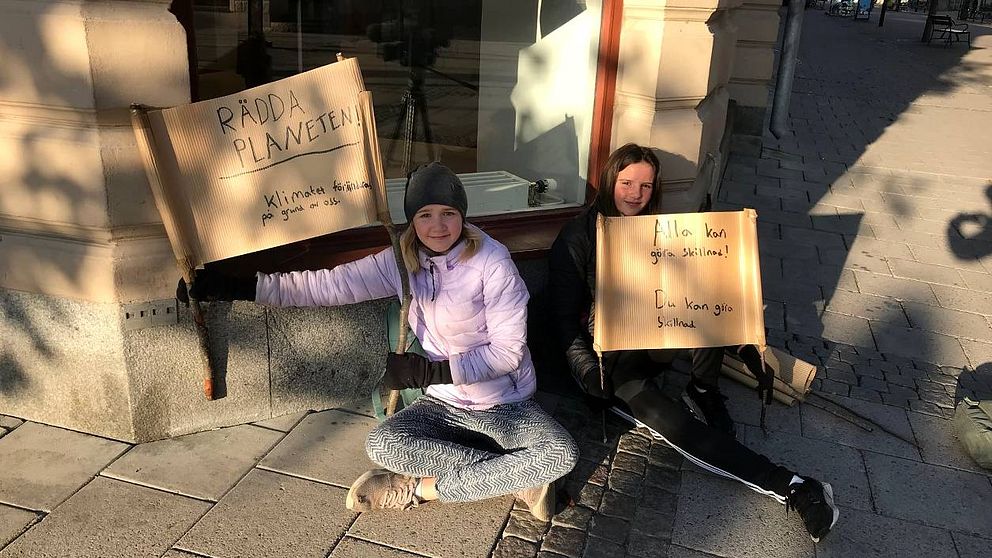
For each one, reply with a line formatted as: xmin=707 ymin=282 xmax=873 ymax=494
xmin=188 ymin=0 xmax=602 ymax=218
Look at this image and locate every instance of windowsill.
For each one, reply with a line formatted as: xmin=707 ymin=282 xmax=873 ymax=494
xmin=211 ymin=206 xmax=584 ymax=275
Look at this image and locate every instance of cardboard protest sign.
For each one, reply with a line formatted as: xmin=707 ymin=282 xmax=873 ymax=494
xmin=722 ymin=347 xmax=817 ymax=406
xmin=593 ymin=210 xmax=765 ymax=351
xmin=133 ymin=57 xmax=379 ymax=267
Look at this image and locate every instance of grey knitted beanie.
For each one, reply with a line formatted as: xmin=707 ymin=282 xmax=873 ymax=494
xmin=403 ymin=162 xmax=468 ymax=221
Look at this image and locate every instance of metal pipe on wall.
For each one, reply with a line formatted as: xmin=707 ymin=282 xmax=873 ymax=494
xmin=769 ymin=0 xmax=806 ymax=139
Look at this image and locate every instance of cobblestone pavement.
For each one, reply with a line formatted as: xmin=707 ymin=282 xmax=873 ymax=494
xmin=493 ymin=9 xmax=992 ymax=558
xmin=3 ymin=10 xmax=992 ymax=558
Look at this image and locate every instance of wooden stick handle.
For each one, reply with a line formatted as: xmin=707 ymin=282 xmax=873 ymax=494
xmin=355 ymin=87 xmax=408 ymax=416
xmin=184 ymin=265 xmax=221 ymax=400
xmin=188 ymin=297 xmax=216 ymax=399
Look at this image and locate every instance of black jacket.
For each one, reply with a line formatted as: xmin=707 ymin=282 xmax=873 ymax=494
xmin=548 ymin=206 xmax=603 ymax=396
xmin=549 ymin=207 xmax=763 ymax=401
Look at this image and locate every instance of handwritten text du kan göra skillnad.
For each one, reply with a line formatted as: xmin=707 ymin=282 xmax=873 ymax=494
xmin=650 ymin=218 xmax=734 ymax=330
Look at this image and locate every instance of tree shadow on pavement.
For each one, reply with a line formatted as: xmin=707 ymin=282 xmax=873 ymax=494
xmin=719 ymin=12 xmax=992 ymax=375
xmin=948 ymin=184 xmax=992 ymax=260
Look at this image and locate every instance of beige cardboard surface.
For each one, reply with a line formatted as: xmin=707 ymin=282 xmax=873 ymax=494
xmin=594 ymin=210 xmax=765 ymax=351
xmin=722 ymin=347 xmax=817 ymax=405
xmin=139 ymin=58 xmax=378 ymax=266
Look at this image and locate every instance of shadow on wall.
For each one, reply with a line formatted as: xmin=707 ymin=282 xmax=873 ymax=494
xmin=0 ymin=354 xmax=29 ymax=397
xmin=0 ymin=2 xmax=142 ymax=397
xmin=1 ymin=284 xmax=63 ymax=397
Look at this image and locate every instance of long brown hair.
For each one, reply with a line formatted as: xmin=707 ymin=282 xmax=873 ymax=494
xmin=399 ymin=222 xmax=482 ymax=273
xmin=593 ymin=143 xmax=663 ymax=216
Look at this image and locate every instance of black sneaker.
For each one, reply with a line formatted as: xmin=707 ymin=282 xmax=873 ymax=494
xmin=786 ymin=477 xmax=840 ymax=542
xmin=681 ymin=379 xmax=735 ymax=435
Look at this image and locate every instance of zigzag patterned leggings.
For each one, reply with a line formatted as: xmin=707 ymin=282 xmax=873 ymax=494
xmin=365 ymin=395 xmax=579 ymax=502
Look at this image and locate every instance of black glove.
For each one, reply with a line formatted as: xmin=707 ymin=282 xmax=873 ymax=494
xmin=383 ymin=353 xmax=453 ymax=389
xmin=176 ymin=268 xmax=257 ymax=304
xmin=579 ymin=367 xmax=610 ymax=401
xmin=738 ymin=345 xmax=774 ymax=405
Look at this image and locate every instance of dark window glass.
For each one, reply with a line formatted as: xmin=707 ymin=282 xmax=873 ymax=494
xmin=190 ymin=0 xmax=602 ymax=218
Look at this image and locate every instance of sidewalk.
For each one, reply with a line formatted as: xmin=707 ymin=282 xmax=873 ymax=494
xmin=3 ymin=11 xmax=992 ymax=558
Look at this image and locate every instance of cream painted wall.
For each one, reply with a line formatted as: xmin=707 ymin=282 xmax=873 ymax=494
xmin=612 ymin=0 xmax=742 ymax=212
xmin=0 ymin=0 xmax=188 ymax=303
xmin=729 ymin=0 xmax=782 ymax=110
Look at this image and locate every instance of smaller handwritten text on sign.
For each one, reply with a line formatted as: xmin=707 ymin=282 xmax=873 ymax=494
xmin=593 ymin=210 xmax=765 ymax=352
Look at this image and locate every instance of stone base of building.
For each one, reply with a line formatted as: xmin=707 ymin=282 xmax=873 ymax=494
xmin=0 ymin=261 xmax=549 ymax=443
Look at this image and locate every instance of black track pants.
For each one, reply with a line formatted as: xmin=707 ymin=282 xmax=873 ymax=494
xmin=607 ymin=349 xmax=795 ymax=500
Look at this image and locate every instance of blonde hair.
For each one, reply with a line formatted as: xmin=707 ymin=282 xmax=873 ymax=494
xmin=400 ymin=223 xmax=482 ymax=273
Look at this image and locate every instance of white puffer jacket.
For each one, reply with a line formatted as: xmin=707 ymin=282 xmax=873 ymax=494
xmin=255 ymin=225 xmax=537 ymax=409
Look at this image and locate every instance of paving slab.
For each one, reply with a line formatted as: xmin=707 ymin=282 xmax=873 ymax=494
xmin=958 ymin=269 xmax=992 ymax=293
xmin=0 ymin=477 xmax=209 ymax=558
xmin=0 ymin=417 xmax=23 ymax=431
xmin=790 ymin=310 xmax=874 ymax=349
xmin=0 ymin=505 xmax=36 ymax=549
xmin=491 ymin=536 xmax=539 ymax=558
xmin=0 ymin=422 xmax=128 ymax=511
xmin=667 ymin=546 xmax=720 ymax=558
xmin=907 ymin=411 xmax=992 ymax=477
xmin=763 ymin=300 xmax=785 ymax=331
xmin=905 ymin=244 xmax=992 ymax=274
xmin=929 ymin=284 xmax=992 ymax=316
xmin=336 ymin=398 xmax=378 ymax=419
xmin=740 ymin=425 xmax=872 ymax=512
xmin=823 ymin=289 xmax=909 ymax=326
xmin=253 ymin=411 xmax=309 ymax=432
xmin=951 ymin=531 xmax=992 ymax=558
xmin=258 ymin=409 xmax=379 ymax=488
xmin=820 ymin=247 xmax=893 ymax=274
xmin=102 ymin=423 xmax=283 ymax=501
xmin=870 ymin=227 xmax=948 ymax=252
xmin=671 ymin=471 xmax=813 ymax=558
xmin=505 ymin=508 xmax=551 ymax=542
xmin=349 ymin=494 xmax=514 ymax=558
xmin=719 ymin=379 xmax=803 ymax=436
xmin=814 ymin=506 xmax=957 ymax=558
xmin=543 ymin=524 xmax=588 ymax=556
xmin=871 ymin=324 xmax=970 ymax=367
xmin=175 ymin=469 xmax=354 ymax=558
xmin=781 ymin=260 xmax=858 ymax=294
xmin=330 ymin=536 xmax=423 ymax=557
xmin=756 ymin=237 xmax=818 ymax=261
xmin=626 ymin=530 xmax=669 ymax=558
xmin=800 ymin=394 xmax=920 ymax=460
xmin=864 ymin=452 xmax=992 ymax=537
xmin=902 ymin=301 xmax=992 ymax=343
xmin=780 ymin=225 xmax=846 ymax=249
xmin=853 ymin=271 xmax=940 ymax=305
xmin=763 ymin=276 xmax=824 ymax=305
xmin=960 ymin=339 xmax=992 ymax=369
